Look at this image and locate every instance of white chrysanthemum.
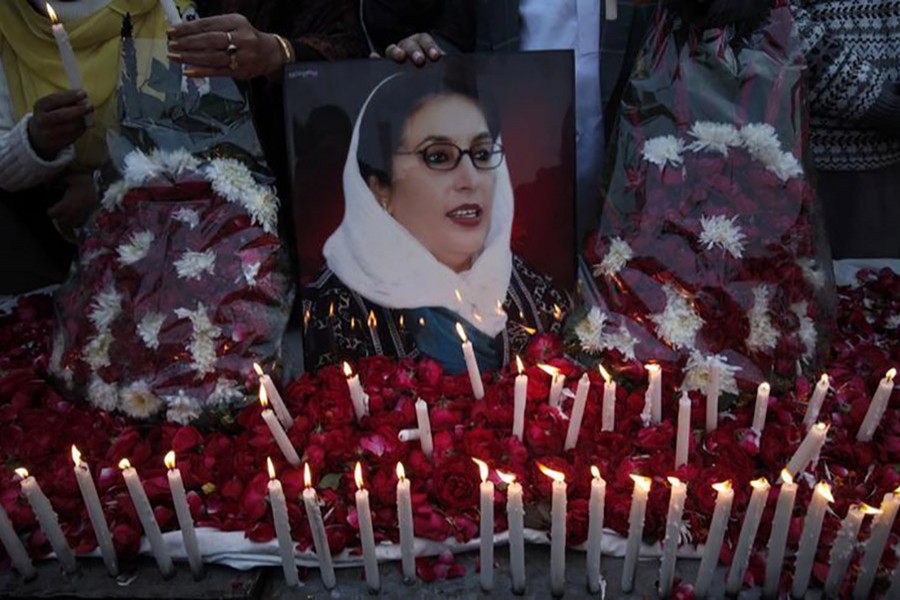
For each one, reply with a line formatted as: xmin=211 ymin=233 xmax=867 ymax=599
xmin=242 ymin=261 xmax=261 ymax=287
xmin=123 ymin=149 xmax=164 ymax=186
xmin=119 ymin=380 xmax=164 ymax=419
xmin=575 ymin=307 xmax=610 ymax=353
xmin=243 ymin=187 xmax=279 ymax=234
xmin=88 ymin=286 xmax=121 ymax=331
xmin=87 ymin=376 xmax=119 ymax=412
xmin=649 ymin=284 xmax=705 ymax=349
xmin=740 ymin=123 xmax=782 ymax=164
xmin=154 ymin=149 xmax=200 ymax=176
xmin=699 ymin=214 xmax=747 ymax=259
xmin=687 ymin=121 xmax=742 ymax=156
xmin=174 ymin=302 xmax=222 ymax=375
xmin=791 ymin=302 xmax=818 ymax=362
xmin=607 ymin=325 xmax=639 ymax=360
xmin=101 ymin=180 xmax=128 ymax=211
xmin=797 ymin=258 xmax=826 ymax=290
xmin=163 ymin=390 xmax=201 ymax=424
xmin=592 ymin=237 xmax=634 ymax=278
xmin=174 ymin=249 xmax=216 ymax=281
xmin=204 ymin=158 xmax=257 ymax=203
xmin=117 ymin=230 xmax=155 ymax=265
xmin=747 ymin=286 xmax=779 ymax=352
xmin=768 ymin=151 xmax=803 ymax=182
xmin=137 ymin=312 xmax=166 ymax=350
xmin=83 ymin=332 xmax=113 ymax=370
xmin=682 ymin=351 xmax=741 ymax=395
xmin=172 ymin=207 xmax=200 ymax=229
xmin=642 ymin=135 xmax=685 ymax=170
xmin=208 ymin=377 xmax=244 ymax=406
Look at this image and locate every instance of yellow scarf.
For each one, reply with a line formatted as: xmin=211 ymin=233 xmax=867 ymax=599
xmin=0 ymin=1 xmax=185 ymax=172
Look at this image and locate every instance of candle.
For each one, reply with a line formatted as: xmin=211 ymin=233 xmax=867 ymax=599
xmin=857 ymin=368 xmax=896 ymax=442
xmin=395 ymin=462 xmax=416 ymax=582
xmin=538 ymin=463 xmax=567 ymax=596
xmin=600 ymin=364 xmax=616 ymax=432
xmin=354 ymin=462 xmax=381 ymax=592
xmin=498 ymin=471 xmax=525 ymax=594
xmin=605 ymin=0 xmax=618 ymax=21
xmin=854 ymin=487 xmax=900 ymax=600
xmin=456 ymin=323 xmax=485 ymax=399
xmin=705 ymin=357 xmax=720 ymax=433
xmin=71 ymin=446 xmax=118 ymax=576
xmin=343 ymin=362 xmax=369 ymax=420
xmin=118 ymin=459 xmax=173 ymax=576
xmin=564 ymin=373 xmax=591 ymax=450
xmin=586 ymin=466 xmax=606 ymax=594
xmin=160 ymin=0 xmax=182 ymax=25
xmin=45 ymin=4 xmax=83 ymax=91
xmin=398 ymin=429 xmax=420 ymax=442
xmin=266 ymin=459 xmax=298 ymax=587
xmin=302 ymin=463 xmax=336 ymax=589
xmin=415 ymin=398 xmax=434 ymax=458
xmin=473 ymin=458 xmax=494 ymax=591
xmin=622 ymin=474 xmax=651 ymax=593
xmin=786 ymin=422 xmax=829 ymax=476
xmin=791 ymin=482 xmax=834 ymax=598
xmin=538 ymin=364 xmax=565 ymax=409
xmin=254 ymin=363 xmax=292 ymax=430
xmin=675 ymin=391 xmax=691 ymax=468
xmin=15 ymin=467 xmax=77 ymax=574
xmin=825 ymin=503 xmax=880 ymax=597
xmin=646 ymin=363 xmax=662 ymax=424
xmin=0 ymin=502 xmax=35 ymax=578
xmin=752 ymin=381 xmax=770 ymax=433
xmin=803 ymin=373 xmax=830 ymax=430
xmin=513 ymin=356 xmax=527 ymax=440
xmin=659 ymin=477 xmax=687 ymax=598
xmin=763 ymin=469 xmax=799 ymax=598
xmin=259 ymin=387 xmax=300 ymax=467
xmin=165 ymin=451 xmax=203 ymax=579
xmin=725 ymin=477 xmax=770 ymax=595
xmin=695 ymin=480 xmax=734 ymax=598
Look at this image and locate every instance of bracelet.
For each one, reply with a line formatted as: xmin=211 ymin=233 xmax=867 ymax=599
xmin=272 ymin=33 xmax=295 ymax=65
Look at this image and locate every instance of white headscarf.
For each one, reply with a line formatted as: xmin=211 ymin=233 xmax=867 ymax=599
xmin=323 ymin=74 xmax=514 ymax=337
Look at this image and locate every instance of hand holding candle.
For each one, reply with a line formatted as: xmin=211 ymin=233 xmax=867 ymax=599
xmin=473 ymin=458 xmax=494 ymax=591
xmin=456 ymin=323 xmax=485 ymax=399
xmin=72 ymin=446 xmax=118 ymax=576
xmin=539 ymin=463 xmax=567 ymax=596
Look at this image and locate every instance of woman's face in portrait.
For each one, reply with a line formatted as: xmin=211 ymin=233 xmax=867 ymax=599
xmin=370 ymin=94 xmax=497 ymax=273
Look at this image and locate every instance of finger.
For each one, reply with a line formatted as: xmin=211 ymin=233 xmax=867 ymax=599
xmin=397 ymin=39 xmax=426 ymax=65
xmin=42 ymin=103 xmax=94 ymax=125
xmin=35 ymin=90 xmax=88 ymax=112
xmin=170 ymin=50 xmax=231 ymax=69
xmin=169 ymin=30 xmax=230 ymax=52
xmin=415 ymin=33 xmax=444 ymax=60
xmin=385 ymin=44 xmax=406 ymax=62
xmin=168 ymin=14 xmax=244 ymax=38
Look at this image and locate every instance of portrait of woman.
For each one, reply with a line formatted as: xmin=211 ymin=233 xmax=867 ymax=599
xmin=301 ymin=62 xmax=573 ymax=374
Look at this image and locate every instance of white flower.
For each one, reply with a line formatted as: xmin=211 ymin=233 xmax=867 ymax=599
xmin=172 ymin=207 xmax=200 ymax=229
xmin=642 ymin=135 xmax=685 ymax=170
xmin=204 ymin=158 xmax=257 ymax=203
xmin=682 ymin=352 xmax=741 ymax=396
xmin=687 ymin=121 xmax=742 ymax=156
xmin=791 ymin=302 xmax=818 ymax=362
xmin=117 ymin=230 xmax=155 ymax=265
xmin=242 ymin=261 xmax=261 ymax=287
xmin=208 ymin=378 xmax=244 ymax=406
xmin=740 ymin=123 xmax=782 ymax=164
xmin=606 ymin=325 xmax=639 ymax=360
xmin=243 ymin=187 xmax=279 ymax=234
xmin=88 ymin=376 xmax=119 ymax=412
xmin=747 ymin=286 xmax=779 ymax=353
xmin=698 ymin=214 xmax=747 ymax=259
xmin=768 ymin=151 xmax=803 ymax=182
xmin=154 ymin=149 xmax=200 ymax=176
xmin=649 ymin=284 xmax=704 ymax=349
xmin=174 ymin=302 xmax=222 ymax=375
xmin=123 ymin=149 xmax=164 ymax=186
xmin=174 ymin=249 xmax=216 ymax=280
xmin=89 ymin=285 xmax=122 ymax=331
xmin=101 ymin=180 xmax=127 ymax=211
xmin=119 ymin=380 xmax=164 ymax=419
xmin=163 ymin=390 xmax=201 ymax=424
xmin=592 ymin=237 xmax=634 ymax=278
xmin=574 ymin=306 xmax=639 ymax=360
xmin=137 ymin=312 xmax=166 ymax=350
xmin=83 ymin=332 xmax=113 ymax=370
xmin=798 ymin=258 xmax=826 ymax=290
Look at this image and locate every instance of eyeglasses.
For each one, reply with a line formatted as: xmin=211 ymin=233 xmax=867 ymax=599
xmin=396 ymin=142 xmax=505 ymax=171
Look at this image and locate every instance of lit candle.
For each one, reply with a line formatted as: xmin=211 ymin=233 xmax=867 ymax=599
xmin=791 ymin=481 xmax=834 ymax=598
xmin=659 ymin=477 xmax=687 ymax=598
xmin=473 ymin=458 xmax=494 ymax=591
xmin=118 ymin=459 xmax=173 ymax=576
xmin=160 ymin=0 xmax=182 ymax=25
xmin=259 ymin=387 xmax=300 ymax=467
xmin=513 ymin=356 xmax=527 ymax=440
xmin=857 ymin=368 xmax=896 ymax=442
xmin=343 ymin=362 xmax=369 ymax=420
xmin=803 ymin=374 xmax=830 ymax=430
xmin=646 ymin=363 xmax=662 ymax=424
xmin=726 ymin=478 xmax=770 ymax=595
xmin=266 ymin=458 xmax=298 ymax=587
xmin=539 ymin=463 xmax=567 ymax=596
xmin=825 ymin=503 xmax=880 ymax=597
xmin=564 ymin=373 xmax=591 ymax=450
xmin=498 ymin=471 xmax=525 ymax=594
xmin=622 ymin=474 xmax=651 ymax=593
xmin=675 ymin=391 xmax=691 ymax=468
xmin=71 ymin=446 xmax=118 ymax=576
xmin=301 ymin=463 xmax=335 ymax=589
xmin=354 ymin=462 xmax=380 ymax=592
xmin=16 ymin=467 xmax=77 ymax=574
xmin=395 ymin=462 xmax=415 ymax=582
xmin=763 ymin=469 xmax=799 ymax=598
xmin=600 ymin=364 xmax=616 ymax=432
xmin=45 ymin=4 xmax=83 ymax=91
xmin=538 ymin=364 xmax=565 ymax=409
xmin=456 ymin=323 xmax=484 ymax=399
xmin=587 ymin=466 xmax=606 ymax=594
xmin=254 ymin=363 xmax=292 ymax=430
xmin=752 ymin=381 xmax=770 ymax=433
xmin=0 ymin=501 xmax=35 ymax=578
xmin=605 ymin=0 xmax=618 ymax=21
xmin=695 ymin=480 xmax=734 ymax=598
xmin=705 ymin=358 xmax=720 ymax=433
xmin=415 ymin=398 xmax=434 ymax=458
xmin=854 ymin=487 xmax=900 ymax=600
xmin=165 ymin=451 xmax=203 ymax=579
xmin=786 ymin=422 xmax=829 ymax=476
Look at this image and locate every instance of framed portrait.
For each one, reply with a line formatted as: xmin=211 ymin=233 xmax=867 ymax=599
xmin=285 ymin=52 xmax=576 ymax=374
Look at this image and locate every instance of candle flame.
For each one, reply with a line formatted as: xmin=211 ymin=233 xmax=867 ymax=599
xmin=118 ymin=458 xmax=132 ymax=470
xmin=396 ymin=462 xmax=406 ymax=481
xmin=342 ymin=362 xmax=353 ymax=378
xmin=552 ymin=304 xmax=562 ymax=320
xmin=631 ymin=474 xmax=652 ymax=492
xmin=45 ymin=3 xmax=59 ymax=24
xmin=781 ymin=469 xmax=794 ymax=486
xmin=350 ymin=317 xmax=356 ymax=331
xmin=667 ymin=476 xmax=683 ymax=487
xmin=816 ymin=482 xmax=834 ymax=503
xmin=472 ymin=458 xmax=489 ymax=483
xmin=591 ymin=466 xmax=602 ymax=480
xmin=455 ymin=322 xmax=468 ymax=343
xmin=472 ymin=309 xmax=483 ymax=324
xmin=399 ymin=315 xmax=405 ymax=329
xmin=164 ymin=451 xmax=176 ymax=470
xmin=455 ymin=289 xmax=463 ymax=303
xmin=750 ymin=477 xmax=770 ymax=491
xmin=598 ymin=364 xmax=611 ymax=384
xmin=538 ymin=463 xmax=566 ymax=483
xmin=712 ymin=480 xmax=732 ymax=494
xmin=860 ymin=503 xmax=881 ymax=516
xmin=645 ymin=363 xmax=660 ymax=374
xmin=813 ymin=422 xmax=828 ymax=433
xmin=495 ymin=300 xmax=505 ymax=316
xmin=521 ymin=325 xmax=537 ymax=335
xmin=253 ymin=363 xmax=264 ymax=376
xmin=516 ymin=355 xmax=524 ymax=375
xmin=354 ymin=462 xmax=365 ymax=490
xmin=368 ymin=310 xmax=377 ymax=329
xmin=497 ymin=470 xmax=516 ymax=485
xmin=259 ymin=384 xmax=269 ymax=408
xmin=267 ymin=457 xmax=276 ymax=480
xmin=537 ymin=363 xmax=560 ymax=378
xmin=71 ymin=445 xmax=82 ymax=467
xmin=895 ymin=485 xmax=900 ymax=495
xmin=328 ymin=301 xmax=334 ymax=318
xmin=304 ymin=463 xmax=312 ymax=488
xmin=14 ymin=467 xmax=29 ymax=479
xmin=886 ymin=368 xmax=896 ymax=382
xmin=419 ymin=317 xmax=426 ymax=327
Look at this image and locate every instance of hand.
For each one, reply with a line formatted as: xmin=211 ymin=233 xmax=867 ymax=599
xmin=47 ymin=173 xmax=98 ymax=242
xmin=27 ymin=91 xmax=93 ymax=161
xmin=384 ymin=33 xmax=444 ymax=66
xmin=167 ymin=14 xmax=285 ymax=80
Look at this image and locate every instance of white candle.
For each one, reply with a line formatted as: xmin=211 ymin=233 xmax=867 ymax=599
xmin=825 ymin=503 xmax=879 ymax=597
xmin=354 ymin=462 xmax=380 ymax=592
xmin=266 ymin=459 xmax=298 ymax=587
xmin=343 ymin=362 xmax=369 ymax=420
xmin=0 ymin=501 xmax=35 ymax=579
xmin=605 ymin=0 xmax=618 ymax=21
xmin=15 ymin=468 xmax=77 ymax=574
xmin=539 ymin=364 xmax=565 ymax=409
xmin=857 ymin=368 xmax=896 ymax=442
xmin=564 ymin=373 xmax=591 ymax=450
xmin=803 ymin=373 xmax=830 ymax=430
xmin=456 ymin=323 xmax=485 ymax=399
xmin=415 ymin=398 xmax=434 ymax=458
xmin=600 ymin=365 xmax=616 ymax=432
xmin=726 ymin=478 xmax=770 ymax=595
xmin=586 ymin=466 xmax=606 ymax=594
xmin=118 ymin=459 xmax=173 ymax=577
xmin=659 ymin=477 xmax=687 ymax=598
xmin=763 ymin=469 xmax=799 ymax=598
xmin=165 ymin=451 xmax=203 ymax=579
xmin=302 ymin=463 xmax=336 ymax=589
xmin=538 ymin=464 xmax=567 ymax=596
xmin=786 ymin=422 xmax=829 ymax=476
xmin=254 ymin=364 xmax=292 ymax=430
xmin=705 ymin=358 xmax=720 ymax=433
xmin=854 ymin=487 xmax=900 ymax=600
xmin=160 ymin=0 xmax=182 ymax=25
xmin=71 ymin=447 xmax=118 ymax=576
xmin=622 ymin=474 xmax=651 ymax=593
xmin=752 ymin=381 xmax=770 ymax=433
xmin=791 ymin=482 xmax=834 ymax=598
xmin=695 ymin=480 xmax=734 ymax=598
xmin=646 ymin=363 xmax=662 ymax=424
xmin=395 ymin=462 xmax=416 ymax=582
xmin=498 ymin=471 xmax=525 ymax=594
xmin=45 ymin=4 xmax=83 ymax=91
xmin=473 ymin=458 xmax=494 ymax=591
xmin=398 ymin=429 xmax=420 ymax=442
xmin=675 ymin=391 xmax=691 ymax=468
xmin=260 ymin=387 xmax=300 ymax=467
xmin=513 ymin=356 xmax=527 ymax=440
